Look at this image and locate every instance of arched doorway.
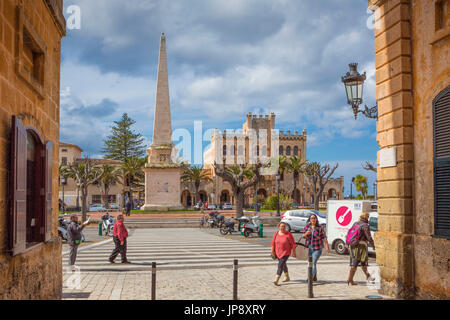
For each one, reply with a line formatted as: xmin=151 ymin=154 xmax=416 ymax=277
xmin=181 ymin=190 xmax=192 ymax=207
xmin=220 ymin=190 xmax=230 ymax=204
xmin=257 ymin=189 xmax=267 ymax=203
xmin=198 ymin=191 xmax=207 ymax=203
xmin=328 ymin=188 xmax=337 ymax=199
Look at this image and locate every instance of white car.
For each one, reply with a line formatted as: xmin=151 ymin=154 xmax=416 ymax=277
xmin=281 ymin=209 xmax=327 ymax=233
xmin=88 ymin=204 xmax=106 ymax=212
xmin=222 ymin=203 xmax=233 ymax=210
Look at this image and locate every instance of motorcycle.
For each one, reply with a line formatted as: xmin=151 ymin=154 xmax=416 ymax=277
xmin=207 ymin=211 xmax=225 ymax=228
xmin=58 ymin=216 xmax=85 ymax=242
xmin=101 ymin=213 xmax=115 ymax=236
xmin=242 ymin=216 xmax=262 ymax=237
xmin=219 ymin=217 xmax=238 ymax=235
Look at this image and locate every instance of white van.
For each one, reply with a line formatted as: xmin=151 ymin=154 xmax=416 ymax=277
xmin=326 ymin=200 xmax=377 ymax=255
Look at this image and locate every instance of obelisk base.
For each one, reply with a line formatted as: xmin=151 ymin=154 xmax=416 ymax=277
xmin=142 ymin=166 xmax=184 ymax=211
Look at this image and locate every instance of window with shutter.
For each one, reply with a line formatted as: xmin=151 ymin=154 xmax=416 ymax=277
xmin=433 ymin=86 xmax=450 ymax=238
xmin=45 ymin=141 xmax=53 ymax=242
xmin=9 ymin=116 xmax=52 ymax=254
xmin=9 ymin=116 xmax=28 ymax=255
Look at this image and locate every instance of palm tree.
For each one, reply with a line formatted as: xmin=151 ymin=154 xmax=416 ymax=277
xmin=286 ymin=155 xmax=307 ymax=204
xmin=66 ymin=157 xmax=103 ymax=222
xmin=181 ymin=165 xmax=211 ymax=205
xmin=121 ymin=156 xmax=145 ymax=208
xmin=58 ymin=164 xmax=70 ymax=212
xmin=354 ymin=174 xmax=368 ymax=199
xmin=97 ymin=164 xmax=122 ymax=210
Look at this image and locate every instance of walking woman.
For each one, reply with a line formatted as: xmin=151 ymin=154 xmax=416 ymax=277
xmin=347 ymin=212 xmax=375 ymax=285
xmin=271 ymin=222 xmax=296 ymax=286
xmin=302 ymin=214 xmax=330 ymax=281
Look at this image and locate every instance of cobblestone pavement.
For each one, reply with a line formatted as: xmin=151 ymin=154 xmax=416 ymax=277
xmin=62 ymin=228 xmax=389 ymax=300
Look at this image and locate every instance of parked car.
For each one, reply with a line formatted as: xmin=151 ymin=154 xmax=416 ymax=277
xmin=207 ymin=204 xmax=217 ymax=210
xmin=280 ymin=209 xmax=327 ymax=233
xmin=109 ymin=203 xmax=119 ymax=210
xmin=222 ymin=203 xmax=233 ymax=210
xmin=88 ymin=204 xmax=106 ymax=212
xmin=292 ymin=202 xmax=300 ymax=209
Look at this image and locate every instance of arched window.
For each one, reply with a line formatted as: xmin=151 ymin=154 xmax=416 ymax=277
xmin=286 ymin=146 xmax=291 ymax=156
xmin=279 ymin=146 xmax=283 ymax=155
xmin=294 ymin=146 xmax=298 ymax=156
xmin=433 ymin=86 xmax=450 ymax=238
xmin=223 ymin=145 xmax=227 ymax=156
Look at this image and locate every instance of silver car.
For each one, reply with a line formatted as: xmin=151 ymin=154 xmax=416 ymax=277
xmin=280 ymin=209 xmax=327 ymax=233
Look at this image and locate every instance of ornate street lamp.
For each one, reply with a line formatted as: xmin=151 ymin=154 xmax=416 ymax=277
xmin=342 ymin=63 xmax=377 ymax=119
xmin=276 ymin=172 xmax=281 ymax=217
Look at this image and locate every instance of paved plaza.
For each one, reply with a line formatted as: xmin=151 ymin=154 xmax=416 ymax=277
xmin=62 ymin=228 xmax=390 ymax=300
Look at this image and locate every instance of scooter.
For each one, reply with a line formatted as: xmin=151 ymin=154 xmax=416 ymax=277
xmin=101 ymin=213 xmax=115 ymax=236
xmin=242 ymin=216 xmax=262 ymax=237
xmin=207 ymin=211 xmax=225 ymax=228
xmin=219 ymin=217 xmax=238 ymax=235
xmin=58 ymin=216 xmax=86 ymax=242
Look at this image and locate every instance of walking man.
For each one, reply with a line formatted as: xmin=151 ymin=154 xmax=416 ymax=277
xmin=109 ymin=214 xmax=130 ymax=264
xmin=67 ymin=215 xmax=90 ymax=270
xmin=125 ymin=200 xmax=132 ymax=216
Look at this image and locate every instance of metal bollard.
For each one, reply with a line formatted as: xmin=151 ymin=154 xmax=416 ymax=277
xmin=152 ymin=262 xmax=156 ymax=300
xmin=233 ymin=259 xmax=238 ymax=300
xmin=308 ymin=256 xmax=314 ymax=298
xmin=98 ymin=222 xmax=102 ymax=236
xmin=258 ymin=223 xmax=263 ymax=238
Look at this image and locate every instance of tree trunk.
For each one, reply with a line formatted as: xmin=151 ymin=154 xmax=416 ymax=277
xmin=81 ymin=186 xmax=88 ymax=223
xmin=76 ymin=186 xmax=80 ymax=211
xmin=293 ymin=172 xmax=298 ymax=203
xmin=235 ymin=189 xmax=244 ymax=217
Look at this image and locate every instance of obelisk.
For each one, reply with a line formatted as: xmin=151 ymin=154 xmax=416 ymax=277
xmin=142 ymin=33 xmax=183 ymax=211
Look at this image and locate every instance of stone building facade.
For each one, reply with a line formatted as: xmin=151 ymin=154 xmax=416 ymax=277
xmin=0 ymin=0 xmax=65 ymax=299
xmin=181 ymin=113 xmax=344 ymax=207
xmin=369 ymin=0 xmax=449 ymax=299
xmin=58 ymin=142 xmax=126 ymax=211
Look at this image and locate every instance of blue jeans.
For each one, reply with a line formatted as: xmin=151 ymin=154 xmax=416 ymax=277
xmin=308 ymin=247 xmax=323 ymax=277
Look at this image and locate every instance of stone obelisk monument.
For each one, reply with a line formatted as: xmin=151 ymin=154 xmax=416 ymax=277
xmin=142 ymin=33 xmax=183 ymax=211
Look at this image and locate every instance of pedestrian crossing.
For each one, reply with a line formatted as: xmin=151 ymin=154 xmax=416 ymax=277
xmin=62 ymin=228 xmax=350 ymax=272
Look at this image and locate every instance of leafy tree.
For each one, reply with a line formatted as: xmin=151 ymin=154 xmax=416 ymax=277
xmin=213 ymin=163 xmax=262 ymax=217
xmin=262 ymin=194 xmax=292 ymax=211
xmin=304 ymin=161 xmax=339 ymax=210
xmin=181 ymin=165 xmax=211 ymax=206
xmin=102 ymin=113 xmax=146 ymax=162
xmin=66 ymin=157 xmax=103 ymax=222
xmin=354 ymin=174 xmax=369 ymax=199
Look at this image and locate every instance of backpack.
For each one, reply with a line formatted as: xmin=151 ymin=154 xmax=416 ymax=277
xmin=346 ymin=222 xmax=362 ymax=246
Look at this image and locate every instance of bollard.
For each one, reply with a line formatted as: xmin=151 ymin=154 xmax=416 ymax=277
xmin=258 ymin=223 xmax=263 ymax=238
xmin=233 ymin=259 xmax=238 ymax=300
xmin=98 ymin=222 xmax=102 ymax=236
xmin=308 ymin=256 xmax=314 ymax=298
xmin=240 ymin=222 xmax=243 ymax=235
xmin=152 ymin=262 xmax=156 ymax=300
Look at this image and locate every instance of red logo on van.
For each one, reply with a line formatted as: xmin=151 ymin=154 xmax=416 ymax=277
xmin=336 ymin=206 xmax=352 ymax=226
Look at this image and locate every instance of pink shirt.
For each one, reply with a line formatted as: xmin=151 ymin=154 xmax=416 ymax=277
xmin=271 ymin=231 xmax=296 ymax=259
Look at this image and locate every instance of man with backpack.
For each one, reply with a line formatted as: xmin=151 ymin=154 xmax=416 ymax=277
xmin=346 ymin=212 xmax=375 ymax=285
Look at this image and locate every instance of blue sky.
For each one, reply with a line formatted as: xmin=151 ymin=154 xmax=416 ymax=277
xmin=60 ymin=0 xmax=379 ymax=197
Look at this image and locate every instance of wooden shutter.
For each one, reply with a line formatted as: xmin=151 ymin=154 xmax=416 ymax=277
xmin=9 ymin=116 xmax=27 ymax=255
xmin=434 ymin=86 xmax=450 ymax=238
xmin=45 ymin=141 xmax=53 ymax=241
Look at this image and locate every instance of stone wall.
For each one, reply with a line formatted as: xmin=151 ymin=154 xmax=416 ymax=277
xmin=370 ymin=0 xmax=449 ymax=299
xmin=0 ymin=0 xmax=64 ymax=299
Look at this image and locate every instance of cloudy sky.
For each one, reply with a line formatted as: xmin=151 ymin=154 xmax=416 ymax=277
xmin=61 ymin=0 xmax=379 ymax=197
